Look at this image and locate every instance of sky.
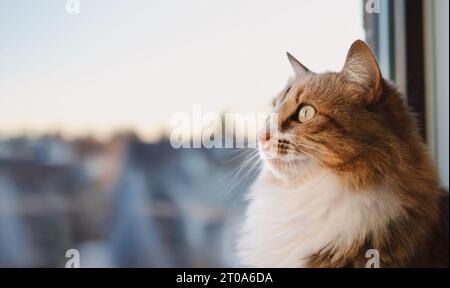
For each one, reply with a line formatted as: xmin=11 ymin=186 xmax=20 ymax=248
xmin=0 ymin=0 xmax=365 ymax=140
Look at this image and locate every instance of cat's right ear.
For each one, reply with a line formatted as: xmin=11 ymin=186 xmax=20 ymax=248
xmin=342 ymin=40 xmax=383 ymax=104
xmin=287 ymin=52 xmax=310 ymax=79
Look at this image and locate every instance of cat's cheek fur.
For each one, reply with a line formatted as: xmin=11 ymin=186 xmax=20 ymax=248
xmin=238 ymin=166 xmax=405 ymax=268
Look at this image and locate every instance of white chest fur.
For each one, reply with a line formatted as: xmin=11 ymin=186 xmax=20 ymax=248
xmin=238 ymin=168 xmax=403 ymax=267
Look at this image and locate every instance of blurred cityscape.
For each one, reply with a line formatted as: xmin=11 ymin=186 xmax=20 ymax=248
xmin=0 ymin=132 xmax=259 ymax=267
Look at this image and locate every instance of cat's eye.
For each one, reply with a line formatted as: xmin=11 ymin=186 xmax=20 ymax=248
xmin=298 ymin=105 xmax=315 ymax=123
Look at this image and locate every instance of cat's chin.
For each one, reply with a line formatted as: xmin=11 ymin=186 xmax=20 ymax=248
xmin=259 ymin=153 xmax=315 ymax=181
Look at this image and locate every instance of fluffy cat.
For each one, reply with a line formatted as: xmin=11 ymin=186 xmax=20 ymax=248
xmin=238 ymin=40 xmax=449 ymax=268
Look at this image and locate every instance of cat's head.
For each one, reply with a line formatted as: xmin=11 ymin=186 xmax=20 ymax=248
xmin=259 ymin=40 xmax=391 ymax=180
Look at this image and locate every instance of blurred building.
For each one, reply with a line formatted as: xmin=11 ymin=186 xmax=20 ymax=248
xmin=0 ymin=134 xmax=257 ymax=267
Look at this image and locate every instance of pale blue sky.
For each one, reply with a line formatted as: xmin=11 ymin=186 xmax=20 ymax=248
xmin=0 ymin=0 xmax=364 ymax=139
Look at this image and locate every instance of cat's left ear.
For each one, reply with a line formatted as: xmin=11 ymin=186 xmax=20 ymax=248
xmin=287 ymin=52 xmax=311 ymax=79
xmin=342 ymin=40 xmax=383 ymax=104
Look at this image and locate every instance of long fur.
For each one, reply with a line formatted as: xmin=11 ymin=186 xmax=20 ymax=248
xmin=238 ymin=40 xmax=449 ymax=268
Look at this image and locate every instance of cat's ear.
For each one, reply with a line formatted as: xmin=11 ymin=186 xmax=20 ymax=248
xmin=342 ymin=40 xmax=382 ymax=104
xmin=287 ymin=52 xmax=310 ymax=79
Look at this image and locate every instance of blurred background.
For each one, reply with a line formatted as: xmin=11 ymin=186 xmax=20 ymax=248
xmin=0 ymin=0 xmax=448 ymax=267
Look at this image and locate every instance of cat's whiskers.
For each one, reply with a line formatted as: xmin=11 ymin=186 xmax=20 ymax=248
xmin=230 ymin=150 xmax=260 ymax=181
xmin=296 ymin=155 xmax=312 ymax=177
xmin=216 ymin=149 xmax=258 ymax=186
xmin=228 ymin=154 xmax=262 ymax=194
xmin=222 ymin=148 xmax=258 ymax=164
xmin=220 ymin=148 xmax=261 ymax=197
xmin=293 ymin=141 xmax=315 ymax=150
xmin=294 ymin=146 xmax=326 ymax=168
xmin=283 ymin=153 xmax=294 ymax=174
xmin=285 ymin=150 xmax=314 ymax=178
xmin=279 ymin=137 xmax=327 ymax=168
xmin=297 ymin=142 xmax=335 ymax=158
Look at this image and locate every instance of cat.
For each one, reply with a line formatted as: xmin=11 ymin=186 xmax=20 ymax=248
xmin=238 ymin=40 xmax=449 ymax=268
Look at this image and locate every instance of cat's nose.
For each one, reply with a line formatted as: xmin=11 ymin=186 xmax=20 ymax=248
xmin=258 ymin=128 xmax=271 ymax=145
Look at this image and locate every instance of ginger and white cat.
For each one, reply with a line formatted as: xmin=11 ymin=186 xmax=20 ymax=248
xmin=238 ymin=40 xmax=449 ymax=268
